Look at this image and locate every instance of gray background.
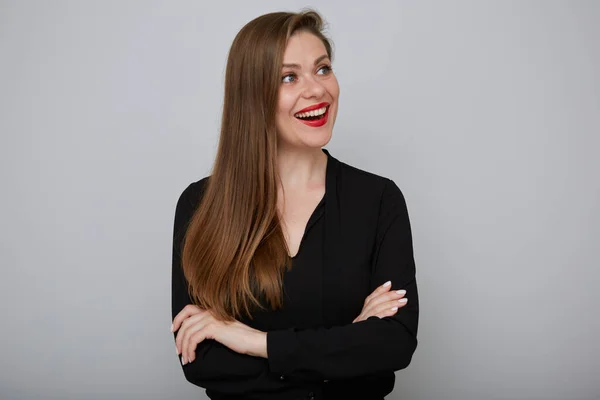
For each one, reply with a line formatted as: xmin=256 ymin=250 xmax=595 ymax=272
xmin=1 ymin=0 xmax=598 ymax=399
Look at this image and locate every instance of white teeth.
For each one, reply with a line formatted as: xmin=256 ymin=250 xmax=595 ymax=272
xmin=294 ymin=106 xmax=327 ymax=119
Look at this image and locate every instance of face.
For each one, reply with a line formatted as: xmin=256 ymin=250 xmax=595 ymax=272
xmin=275 ymin=31 xmax=340 ymax=151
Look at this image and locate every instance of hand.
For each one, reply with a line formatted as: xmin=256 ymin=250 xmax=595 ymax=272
xmin=352 ymin=281 xmax=408 ymax=323
xmin=172 ymin=304 xmax=268 ymax=364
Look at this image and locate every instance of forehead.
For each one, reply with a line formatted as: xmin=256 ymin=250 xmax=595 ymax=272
xmin=282 ymin=31 xmax=327 ymax=63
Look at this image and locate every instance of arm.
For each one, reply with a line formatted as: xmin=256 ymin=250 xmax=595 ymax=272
xmin=171 ymin=182 xmax=283 ymax=393
xmin=266 ymin=179 xmax=419 ymax=380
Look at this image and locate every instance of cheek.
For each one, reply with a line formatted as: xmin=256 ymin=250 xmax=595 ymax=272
xmin=329 ymin=79 xmax=340 ymax=118
xmin=275 ymin=95 xmax=295 ymax=136
xmin=328 ymin=77 xmax=340 ymax=100
xmin=277 ymin=90 xmax=296 ymax=116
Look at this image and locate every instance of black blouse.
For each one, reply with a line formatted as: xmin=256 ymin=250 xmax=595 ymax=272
xmin=239 ymin=194 xmax=326 ymax=333
xmin=172 ymin=148 xmax=419 ymax=400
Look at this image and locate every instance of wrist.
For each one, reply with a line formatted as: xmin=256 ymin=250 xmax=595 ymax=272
xmin=249 ymin=330 xmax=268 ymax=358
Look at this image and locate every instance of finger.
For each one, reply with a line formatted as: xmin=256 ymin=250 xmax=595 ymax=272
xmin=355 ymin=314 xmax=368 ymax=323
xmin=181 ymin=313 xmax=214 ymax=363
xmin=176 ymin=312 xmax=206 ymax=356
xmin=365 ymin=280 xmax=392 ymax=304
xmin=188 ymin=324 xmax=211 ymax=363
xmin=185 ymin=322 xmax=202 ymax=363
xmin=361 ymin=297 xmax=408 ymax=321
xmin=378 ymin=306 xmax=400 ymax=318
xmin=367 ymin=281 xmax=392 ymax=301
xmin=373 ymin=289 xmax=407 ymax=307
xmin=176 ymin=315 xmax=194 ymax=355
xmin=172 ymin=305 xmax=195 ymax=333
xmin=364 ymin=289 xmax=406 ymax=315
xmin=375 ymin=298 xmax=408 ymax=316
xmin=172 ymin=304 xmax=201 ymax=333
xmin=188 ymin=319 xmax=217 ymax=363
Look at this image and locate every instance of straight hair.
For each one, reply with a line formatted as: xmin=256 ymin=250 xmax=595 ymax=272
xmin=181 ymin=10 xmax=334 ymax=321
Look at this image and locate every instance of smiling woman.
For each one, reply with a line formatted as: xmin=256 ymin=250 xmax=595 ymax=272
xmin=278 ymin=36 xmax=338 ymax=134
xmin=171 ymin=9 xmax=419 ymax=400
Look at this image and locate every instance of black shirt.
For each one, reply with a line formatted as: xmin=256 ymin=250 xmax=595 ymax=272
xmin=172 ymin=148 xmax=419 ymax=400
xmin=239 ymin=194 xmax=326 ymax=334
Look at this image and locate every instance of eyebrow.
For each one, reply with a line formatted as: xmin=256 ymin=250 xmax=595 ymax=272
xmin=282 ymin=54 xmax=330 ymax=69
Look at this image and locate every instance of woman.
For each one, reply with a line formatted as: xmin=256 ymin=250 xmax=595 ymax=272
xmin=171 ymin=9 xmax=419 ymax=400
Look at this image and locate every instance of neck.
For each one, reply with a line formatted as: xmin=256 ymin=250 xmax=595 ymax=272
xmin=276 ymin=146 xmax=327 ymax=190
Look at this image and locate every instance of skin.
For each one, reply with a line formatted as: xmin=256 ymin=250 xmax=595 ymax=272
xmin=172 ymin=31 xmax=407 ymax=366
xmin=275 ymin=30 xmax=339 ymax=164
xmin=275 ymin=30 xmax=339 ymax=257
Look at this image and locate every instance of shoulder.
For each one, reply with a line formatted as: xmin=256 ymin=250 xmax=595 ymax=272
xmin=174 ymin=176 xmax=211 ymax=223
xmin=338 ymin=160 xmax=388 ymax=187
xmin=336 ymin=159 xmax=406 ymax=207
xmin=177 ymin=176 xmax=210 ymax=203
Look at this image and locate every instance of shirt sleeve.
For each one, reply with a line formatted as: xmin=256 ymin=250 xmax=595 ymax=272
xmin=172 ymin=182 xmax=290 ymax=393
xmin=266 ymin=178 xmax=419 ymax=380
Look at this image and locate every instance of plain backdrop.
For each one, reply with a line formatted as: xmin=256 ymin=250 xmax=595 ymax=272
xmin=1 ymin=1 xmax=598 ymax=399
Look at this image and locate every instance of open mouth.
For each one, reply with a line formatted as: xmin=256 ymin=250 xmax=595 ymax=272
xmin=294 ymin=105 xmax=329 ymax=121
xmin=293 ymin=103 xmax=330 ymax=127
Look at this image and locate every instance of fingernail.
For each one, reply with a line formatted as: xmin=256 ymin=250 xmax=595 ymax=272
xmin=396 ymin=290 xmax=406 ymax=295
xmin=391 ymin=307 xmax=398 ymax=311
xmin=181 ymin=357 xmax=186 ymax=366
xmin=170 ymin=323 xmax=173 ymax=332
xmin=383 ymin=281 xmax=391 ymax=287
xmin=399 ymin=298 xmax=408 ymax=303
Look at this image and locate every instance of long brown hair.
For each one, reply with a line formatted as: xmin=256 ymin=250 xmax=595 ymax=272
xmin=181 ymin=10 xmax=334 ymax=321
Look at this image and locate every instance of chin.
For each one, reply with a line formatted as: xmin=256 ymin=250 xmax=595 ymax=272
xmin=277 ymin=125 xmax=333 ymax=149
xmin=298 ymin=130 xmax=332 ymax=147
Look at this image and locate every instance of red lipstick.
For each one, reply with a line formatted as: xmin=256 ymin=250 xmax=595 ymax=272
xmin=296 ymin=102 xmax=329 ymax=114
xmin=294 ymin=102 xmax=330 ymax=128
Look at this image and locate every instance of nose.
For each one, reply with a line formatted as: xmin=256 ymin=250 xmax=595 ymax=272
xmin=301 ymin=74 xmax=326 ymax=99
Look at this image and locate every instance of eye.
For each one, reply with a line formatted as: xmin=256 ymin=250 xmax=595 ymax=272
xmin=282 ymin=73 xmax=296 ymax=84
xmin=317 ymin=65 xmax=332 ymax=75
